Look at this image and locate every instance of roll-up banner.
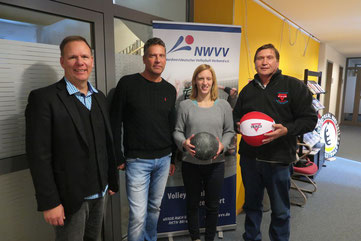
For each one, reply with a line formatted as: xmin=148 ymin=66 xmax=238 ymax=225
xmin=153 ymin=21 xmax=242 ymax=237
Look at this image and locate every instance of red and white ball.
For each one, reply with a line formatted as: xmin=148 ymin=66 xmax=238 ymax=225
xmin=239 ymin=111 xmax=275 ymax=146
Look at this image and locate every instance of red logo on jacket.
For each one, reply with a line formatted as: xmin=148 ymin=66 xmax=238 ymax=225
xmin=276 ymin=92 xmax=288 ymax=104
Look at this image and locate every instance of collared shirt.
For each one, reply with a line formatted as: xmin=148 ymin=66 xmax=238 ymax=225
xmin=64 ymin=77 xmax=108 ymax=199
xmin=64 ymin=77 xmax=98 ymax=110
xmin=254 ymin=78 xmax=267 ymax=89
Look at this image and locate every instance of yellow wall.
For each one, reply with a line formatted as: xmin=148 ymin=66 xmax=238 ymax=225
xmin=234 ymin=0 xmax=320 ymax=85
xmin=194 ymin=0 xmax=234 ymax=25
xmin=194 ymin=0 xmax=320 ymax=214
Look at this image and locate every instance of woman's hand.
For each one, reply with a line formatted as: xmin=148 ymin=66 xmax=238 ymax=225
xmin=182 ymin=134 xmax=196 ymax=157
xmin=213 ymin=137 xmax=224 ymax=159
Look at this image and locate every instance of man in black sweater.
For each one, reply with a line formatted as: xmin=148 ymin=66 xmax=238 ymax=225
xmin=233 ymin=44 xmax=317 ymax=241
xmin=110 ymin=37 xmax=176 ymax=241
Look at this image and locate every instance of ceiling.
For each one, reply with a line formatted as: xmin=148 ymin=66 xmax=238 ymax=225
xmin=2 ymin=1 xmax=360 ymax=57
xmin=262 ymin=0 xmax=361 ymax=57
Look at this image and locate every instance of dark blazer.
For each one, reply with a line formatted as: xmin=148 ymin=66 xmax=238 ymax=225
xmin=25 ymin=78 xmax=119 ymax=215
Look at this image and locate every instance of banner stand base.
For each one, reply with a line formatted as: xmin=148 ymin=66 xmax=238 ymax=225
xmin=158 ymin=224 xmax=237 ymax=240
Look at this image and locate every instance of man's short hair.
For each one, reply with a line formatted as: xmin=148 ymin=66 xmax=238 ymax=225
xmin=60 ymin=36 xmax=91 ymax=57
xmin=143 ymin=37 xmax=166 ymax=56
xmin=254 ymin=43 xmax=280 ymax=62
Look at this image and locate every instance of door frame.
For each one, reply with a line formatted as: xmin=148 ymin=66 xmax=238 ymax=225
xmin=351 ymin=67 xmax=361 ymax=124
xmin=335 ymin=66 xmax=344 ymax=122
xmin=0 ymin=0 xmax=117 ymax=239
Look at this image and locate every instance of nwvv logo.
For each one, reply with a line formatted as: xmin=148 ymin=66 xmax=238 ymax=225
xmin=167 ymin=35 xmax=194 ymax=54
xmin=168 ymin=35 xmax=230 ymax=57
xmin=195 ymin=46 xmax=229 ymax=57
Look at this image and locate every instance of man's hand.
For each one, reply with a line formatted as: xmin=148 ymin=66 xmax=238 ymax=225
xmin=43 ymin=204 xmax=65 ymax=226
xmin=262 ymin=124 xmax=288 ymax=144
xmin=236 ymin=122 xmax=241 ymax=134
xmin=108 ymin=189 xmax=116 ymax=196
xmin=169 ymin=163 xmax=176 ymax=176
xmin=182 ymin=134 xmax=196 ymax=156
xmin=229 ymin=88 xmax=238 ymax=97
xmin=117 ymin=163 xmax=125 ymax=170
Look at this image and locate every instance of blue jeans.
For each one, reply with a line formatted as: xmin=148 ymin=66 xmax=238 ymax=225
xmin=125 ymin=154 xmax=171 ymax=241
xmin=240 ymin=155 xmax=290 ymax=241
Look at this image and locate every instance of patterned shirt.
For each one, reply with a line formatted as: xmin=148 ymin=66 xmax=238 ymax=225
xmin=64 ymin=77 xmax=108 ymax=199
xmin=64 ymin=77 xmax=98 ymax=110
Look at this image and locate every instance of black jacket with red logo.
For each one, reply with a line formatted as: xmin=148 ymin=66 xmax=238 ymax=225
xmin=233 ymin=70 xmax=318 ymax=164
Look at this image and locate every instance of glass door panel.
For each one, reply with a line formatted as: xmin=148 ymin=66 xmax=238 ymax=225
xmin=343 ymin=69 xmax=356 ymax=121
xmin=113 ymin=17 xmax=152 ymax=238
xmin=0 ymin=4 xmax=94 ymax=159
xmin=0 ymin=4 xmax=96 ymax=241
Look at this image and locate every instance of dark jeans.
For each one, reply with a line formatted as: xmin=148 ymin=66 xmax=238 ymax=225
xmin=240 ymin=155 xmax=290 ymax=241
xmin=182 ymin=161 xmax=225 ymax=241
xmin=55 ymin=197 xmax=105 ymax=241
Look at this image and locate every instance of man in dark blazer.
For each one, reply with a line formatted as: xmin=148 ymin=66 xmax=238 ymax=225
xmin=25 ymin=36 xmax=118 ymax=241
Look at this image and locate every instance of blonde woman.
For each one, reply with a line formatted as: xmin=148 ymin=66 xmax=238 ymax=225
xmin=173 ymin=64 xmax=234 ymax=241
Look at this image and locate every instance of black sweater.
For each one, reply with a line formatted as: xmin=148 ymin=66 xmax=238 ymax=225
xmin=110 ymin=73 xmax=177 ymax=164
xmin=233 ymin=70 xmax=318 ymax=164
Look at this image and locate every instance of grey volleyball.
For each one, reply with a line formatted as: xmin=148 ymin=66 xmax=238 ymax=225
xmin=190 ymin=132 xmax=219 ymax=160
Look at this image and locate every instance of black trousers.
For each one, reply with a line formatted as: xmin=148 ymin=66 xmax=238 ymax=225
xmin=182 ymin=161 xmax=225 ymax=241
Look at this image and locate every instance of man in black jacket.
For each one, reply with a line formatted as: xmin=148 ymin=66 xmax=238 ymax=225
xmin=233 ymin=44 xmax=317 ymax=241
xmin=26 ymin=36 xmax=119 ymax=241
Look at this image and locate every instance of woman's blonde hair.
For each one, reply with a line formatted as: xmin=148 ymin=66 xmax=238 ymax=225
xmin=190 ymin=64 xmax=218 ymax=101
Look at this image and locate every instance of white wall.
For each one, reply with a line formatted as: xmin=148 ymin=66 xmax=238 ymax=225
xmin=318 ymin=43 xmax=347 ymax=120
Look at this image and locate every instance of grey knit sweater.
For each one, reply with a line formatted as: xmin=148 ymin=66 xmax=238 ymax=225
xmin=173 ymin=99 xmax=235 ymax=165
